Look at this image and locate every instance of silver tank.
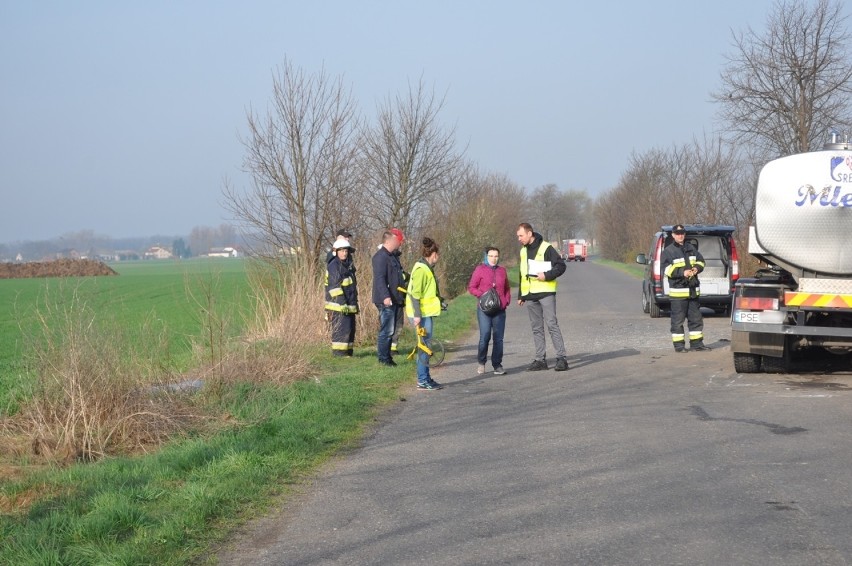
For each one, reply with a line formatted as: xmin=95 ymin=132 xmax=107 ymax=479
xmin=755 ymin=150 xmax=852 ymax=276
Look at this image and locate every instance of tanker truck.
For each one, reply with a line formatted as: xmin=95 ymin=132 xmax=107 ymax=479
xmin=731 ymin=134 xmax=852 ymax=373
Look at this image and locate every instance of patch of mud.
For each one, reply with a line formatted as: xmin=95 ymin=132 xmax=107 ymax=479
xmin=0 ymin=259 xmax=117 ymax=279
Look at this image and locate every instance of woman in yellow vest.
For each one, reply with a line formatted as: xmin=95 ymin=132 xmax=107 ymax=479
xmin=405 ymin=237 xmax=444 ymax=390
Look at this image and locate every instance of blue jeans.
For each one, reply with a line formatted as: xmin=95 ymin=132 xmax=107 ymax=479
xmin=409 ymin=316 xmax=433 ymax=385
xmin=376 ymin=304 xmax=398 ymax=362
xmin=477 ymin=308 xmax=506 ymax=368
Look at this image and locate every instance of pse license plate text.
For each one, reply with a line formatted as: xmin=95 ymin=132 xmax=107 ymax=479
xmin=734 ymin=311 xmax=761 ymax=323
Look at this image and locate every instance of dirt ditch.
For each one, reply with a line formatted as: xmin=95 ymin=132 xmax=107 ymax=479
xmin=0 ymin=259 xmax=118 ymax=279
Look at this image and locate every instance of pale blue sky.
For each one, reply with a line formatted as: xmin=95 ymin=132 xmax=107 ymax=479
xmin=0 ymin=1 xmax=789 ymax=242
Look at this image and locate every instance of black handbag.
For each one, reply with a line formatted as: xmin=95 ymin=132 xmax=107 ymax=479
xmin=478 ymin=287 xmax=501 ymax=315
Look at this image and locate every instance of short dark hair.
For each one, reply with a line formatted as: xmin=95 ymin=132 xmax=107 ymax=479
xmin=486 ymin=246 xmax=500 ymax=255
xmin=518 ymin=222 xmax=533 ymax=233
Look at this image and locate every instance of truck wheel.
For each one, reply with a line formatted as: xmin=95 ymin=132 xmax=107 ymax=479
xmin=649 ymin=299 xmax=662 ymax=318
xmin=733 ymin=352 xmax=761 ymax=373
xmin=761 ymin=353 xmax=790 ymax=374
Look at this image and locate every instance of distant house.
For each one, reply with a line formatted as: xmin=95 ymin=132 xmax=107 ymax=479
xmin=144 ymin=246 xmax=173 ymax=260
xmin=208 ymin=246 xmax=239 ymax=258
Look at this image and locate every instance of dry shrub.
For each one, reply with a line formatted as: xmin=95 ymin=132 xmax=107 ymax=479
xmin=244 ymin=257 xmax=327 ymax=344
xmin=199 ymin=338 xmax=316 ymax=389
xmin=175 ymin=256 xmax=329 ymax=389
xmin=351 ymin=250 xmax=379 ymax=346
xmin=0 ymin=285 xmax=200 ymax=463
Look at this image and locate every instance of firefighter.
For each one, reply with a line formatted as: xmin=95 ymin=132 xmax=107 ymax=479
xmin=661 ymin=224 xmax=710 ymax=352
xmin=325 ymin=239 xmax=359 ymax=356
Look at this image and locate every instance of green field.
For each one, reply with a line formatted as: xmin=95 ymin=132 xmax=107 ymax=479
xmin=0 ymin=258 xmax=252 ymax=414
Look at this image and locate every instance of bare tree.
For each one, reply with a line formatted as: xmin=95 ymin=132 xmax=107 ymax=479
xmin=360 ymin=79 xmax=465 ymax=235
xmin=594 ymin=136 xmax=751 ymax=263
xmin=422 ymin=168 xmax=526 ymax=297
xmin=189 ymin=226 xmax=215 ymax=257
xmin=225 ymin=60 xmax=362 ymax=267
xmin=713 ymin=0 xmax=852 ymax=156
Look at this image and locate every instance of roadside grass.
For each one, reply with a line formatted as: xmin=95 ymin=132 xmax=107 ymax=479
xmin=0 ymin=284 xmax=480 ymax=565
xmin=0 ymin=259 xmax=251 ymax=415
xmin=593 ymin=257 xmax=644 ymax=279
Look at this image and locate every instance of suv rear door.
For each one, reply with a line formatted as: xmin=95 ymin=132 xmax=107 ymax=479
xmin=650 ymin=225 xmax=738 ymax=316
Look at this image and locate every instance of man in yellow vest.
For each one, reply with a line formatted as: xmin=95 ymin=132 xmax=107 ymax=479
xmin=517 ymin=222 xmax=569 ymax=371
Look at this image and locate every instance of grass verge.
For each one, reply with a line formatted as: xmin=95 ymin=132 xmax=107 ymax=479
xmin=0 ymin=292 xmax=479 ymax=565
xmin=593 ymin=257 xmax=644 ymax=279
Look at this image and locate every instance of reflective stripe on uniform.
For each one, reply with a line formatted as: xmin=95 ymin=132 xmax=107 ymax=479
xmin=664 ymin=258 xmax=686 ymax=278
xmin=668 ymin=288 xmax=694 ymax=298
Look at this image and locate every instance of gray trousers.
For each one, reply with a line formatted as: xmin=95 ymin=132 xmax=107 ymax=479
xmin=527 ymin=294 xmax=567 ymax=361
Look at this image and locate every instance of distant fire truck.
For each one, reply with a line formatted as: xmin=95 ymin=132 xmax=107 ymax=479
xmin=562 ymin=239 xmax=587 ymax=262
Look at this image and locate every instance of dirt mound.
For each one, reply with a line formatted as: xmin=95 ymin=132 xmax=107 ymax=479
xmin=0 ymin=259 xmax=118 ymax=279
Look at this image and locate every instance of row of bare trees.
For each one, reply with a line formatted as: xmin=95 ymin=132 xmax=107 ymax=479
xmin=226 ymin=59 xmax=592 ymax=300
xmin=596 ymin=0 xmax=852 ymax=267
xmin=224 ymin=61 xmax=472 ymax=271
xmin=595 ymin=138 xmax=755 ymax=262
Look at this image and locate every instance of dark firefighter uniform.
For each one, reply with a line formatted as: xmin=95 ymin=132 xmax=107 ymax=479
xmin=325 ymin=241 xmax=359 ymax=356
xmin=661 ymin=232 xmax=707 ymax=352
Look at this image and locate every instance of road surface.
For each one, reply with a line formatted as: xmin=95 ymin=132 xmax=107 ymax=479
xmin=217 ymin=261 xmax=852 ymax=565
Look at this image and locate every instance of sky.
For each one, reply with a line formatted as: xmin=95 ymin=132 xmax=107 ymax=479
xmin=0 ymin=1 xmax=793 ymax=243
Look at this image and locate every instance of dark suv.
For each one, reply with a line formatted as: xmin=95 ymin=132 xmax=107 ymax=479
xmin=635 ymin=224 xmax=739 ymax=318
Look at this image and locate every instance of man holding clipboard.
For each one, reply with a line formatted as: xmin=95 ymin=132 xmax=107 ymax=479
xmin=516 ymin=222 xmax=569 ymax=371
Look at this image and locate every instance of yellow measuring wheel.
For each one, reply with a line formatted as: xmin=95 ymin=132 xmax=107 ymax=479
xmin=407 ymin=324 xmax=445 ymax=367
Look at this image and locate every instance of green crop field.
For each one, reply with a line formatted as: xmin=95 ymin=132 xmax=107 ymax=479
xmin=0 ymin=258 xmax=252 ymax=414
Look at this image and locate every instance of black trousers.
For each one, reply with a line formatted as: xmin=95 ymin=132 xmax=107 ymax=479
xmin=669 ymin=298 xmax=704 ymax=349
xmin=330 ymin=312 xmax=355 ymax=356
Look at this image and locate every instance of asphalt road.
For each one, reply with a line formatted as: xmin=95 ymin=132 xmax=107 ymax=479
xmin=217 ymin=261 xmax=852 ymax=566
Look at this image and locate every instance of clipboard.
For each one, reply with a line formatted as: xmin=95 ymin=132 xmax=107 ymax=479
xmin=527 ymin=259 xmax=551 ymax=277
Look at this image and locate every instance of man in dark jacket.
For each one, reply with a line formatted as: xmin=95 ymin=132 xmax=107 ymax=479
xmin=516 ymin=223 xmax=569 ymax=371
xmin=661 ymin=224 xmax=710 ymax=352
xmin=372 ymin=230 xmax=405 ymax=366
xmin=388 ymin=228 xmax=408 ymax=354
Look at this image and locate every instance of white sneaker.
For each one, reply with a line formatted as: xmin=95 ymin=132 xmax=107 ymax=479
xmin=477 ymin=364 xmax=485 ymax=374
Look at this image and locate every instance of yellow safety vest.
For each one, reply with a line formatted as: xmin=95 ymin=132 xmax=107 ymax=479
xmin=405 ymin=262 xmax=442 ymax=317
xmin=520 ymin=242 xmax=558 ymax=296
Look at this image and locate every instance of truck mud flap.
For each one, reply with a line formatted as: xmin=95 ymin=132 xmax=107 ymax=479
xmin=731 ymin=329 xmax=784 ymax=357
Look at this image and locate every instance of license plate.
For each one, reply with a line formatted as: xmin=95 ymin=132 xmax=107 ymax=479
xmin=734 ymin=311 xmax=760 ymax=323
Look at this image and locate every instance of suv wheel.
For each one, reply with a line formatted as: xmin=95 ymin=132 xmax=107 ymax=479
xmin=641 ymin=288 xmax=650 ymax=314
xmin=649 ymin=298 xmax=662 ymax=318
